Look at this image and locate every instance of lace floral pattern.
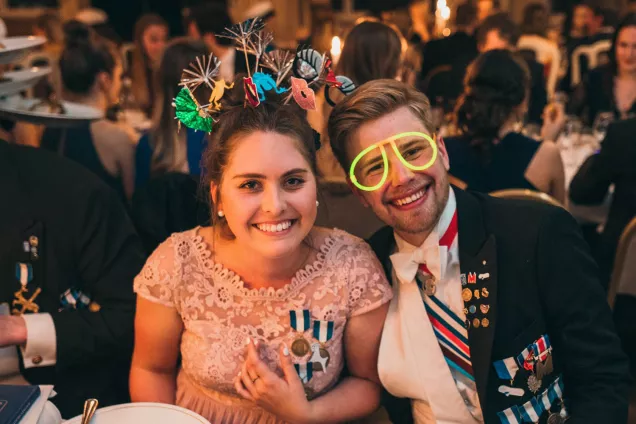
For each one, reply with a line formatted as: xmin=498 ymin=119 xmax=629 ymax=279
xmin=134 ymin=227 xmax=392 ymax=403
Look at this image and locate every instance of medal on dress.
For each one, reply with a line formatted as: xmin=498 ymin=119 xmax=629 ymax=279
xmin=294 ymin=362 xmax=313 ymax=383
xmin=424 ymin=276 xmax=436 ymax=296
xmin=527 ymin=373 xmax=542 ymax=394
xmin=289 ymin=309 xmax=311 ymax=357
xmin=11 ymin=263 xmax=41 ymax=315
xmin=310 ymin=320 xmax=333 ymax=371
xmin=536 ymin=353 xmax=554 ymax=380
xmin=462 ymin=288 xmax=472 ymax=302
xmin=29 ymin=236 xmax=39 ymax=261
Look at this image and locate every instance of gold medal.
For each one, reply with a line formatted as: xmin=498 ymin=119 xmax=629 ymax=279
xmin=472 ymin=318 xmax=480 ymax=328
xmin=481 ymin=318 xmax=490 ymax=327
xmin=474 ymin=289 xmax=480 ymax=299
xmin=462 ymin=288 xmax=472 ymax=302
xmin=481 ymin=287 xmax=489 ymax=298
xmin=480 ymin=304 xmax=490 ymax=314
xmin=291 ymin=337 xmax=311 ymax=357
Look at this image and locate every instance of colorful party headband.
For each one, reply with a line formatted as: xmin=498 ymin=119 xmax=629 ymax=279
xmin=173 ymin=18 xmax=357 ymax=134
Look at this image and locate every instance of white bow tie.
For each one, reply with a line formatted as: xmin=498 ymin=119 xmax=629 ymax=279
xmin=390 ymin=244 xmax=449 ymax=284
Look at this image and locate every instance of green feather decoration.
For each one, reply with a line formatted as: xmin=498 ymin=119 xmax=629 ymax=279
xmin=173 ymin=87 xmax=213 ymax=133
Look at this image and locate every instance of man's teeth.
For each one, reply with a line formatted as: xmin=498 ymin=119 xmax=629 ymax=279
xmin=394 ymin=189 xmax=426 ymax=206
xmin=255 ymin=220 xmax=293 ymax=233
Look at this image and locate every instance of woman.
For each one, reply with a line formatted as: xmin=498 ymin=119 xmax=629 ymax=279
xmin=571 ymin=13 xmax=636 ymax=125
xmin=135 ymin=39 xmax=208 ymax=189
xmin=130 ymin=84 xmax=392 ymax=423
xmin=131 ymin=14 xmax=169 ymax=116
xmin=446 ymin=49 xmax=566 ymax=203
xmin=40 ymin=21 xmax=135 ymax=202
xmin=314 ymin=19 xmax=407 ymax=181
xmin=521 ymin=2 xmax=549 ymax=38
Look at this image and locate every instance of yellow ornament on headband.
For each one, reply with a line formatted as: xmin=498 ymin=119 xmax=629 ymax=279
xmin=349 ymin=131 xmax=438 ymax=192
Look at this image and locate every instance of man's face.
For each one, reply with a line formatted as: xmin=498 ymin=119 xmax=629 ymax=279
xmin=480 ymin=29 xmax=511 ymax=52
xmin=346 ymin=107 xmax=451 ymax=245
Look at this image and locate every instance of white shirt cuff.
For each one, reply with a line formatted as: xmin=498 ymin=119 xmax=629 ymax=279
xmin=20 ymin=313 xmax=57 ymax=369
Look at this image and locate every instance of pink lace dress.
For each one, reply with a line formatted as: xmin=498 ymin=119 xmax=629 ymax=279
xmin=134 ymin=227 xmax=392 ymax=424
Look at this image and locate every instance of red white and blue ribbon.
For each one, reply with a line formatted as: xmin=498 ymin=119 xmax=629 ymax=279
xmin=531 ymin=335 xmax=552 ymax=362
xmin=289 ymin=309 xmax=311 ymax=332
xmin=294 ymin=362 xmax=313 ymax=383
xmin=494 ymin=357 xmax=520 ymax=381
xmin=313 ymin=320 xmax=334 ymax=343
xmin=15 ymin=263 xmax=33 ymax=286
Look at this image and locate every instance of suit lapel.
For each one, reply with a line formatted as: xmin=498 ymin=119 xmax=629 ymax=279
xmin=456 ymin=189 xmax=498 ymax=411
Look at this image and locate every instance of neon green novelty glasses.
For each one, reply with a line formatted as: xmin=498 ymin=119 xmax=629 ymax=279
xmin=349 ymin=131 xmax=438 ymax=192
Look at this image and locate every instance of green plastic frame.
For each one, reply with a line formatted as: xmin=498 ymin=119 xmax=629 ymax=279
xmin=349 ymin=131 xmax=438 ymax=191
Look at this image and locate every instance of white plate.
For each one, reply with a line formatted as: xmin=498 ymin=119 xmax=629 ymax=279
xmin=64 ymin=403 xmax=211 ymax=424
xmin=0 ymin=67 xmax=51 ymax=97
xmin=0 ymin=36 xmax=46 ymax=65
xmin=0 ymin=96 xmax=103 ymax=127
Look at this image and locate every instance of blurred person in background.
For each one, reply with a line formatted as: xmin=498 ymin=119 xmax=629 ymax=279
xmin=135 ymin=38 xmax=208 ymax=189
xmin=130 ymin=14 xmax=169 ymax=117
xmin=33 ymin=12 xmax=64 ymax=58
xmin=446 ymin=49 xmax=566 ymax=203
xmin=478 ymin=12 xmax=548 ymax=125
xmin=40 ymin=21 xmax=135 ymax=203
xmin=75 ymin=8 xmax=122 ymax=46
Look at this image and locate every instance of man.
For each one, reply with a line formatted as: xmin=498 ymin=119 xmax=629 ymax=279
xmin=0 ymin=140 xmax=145 ymax=418
xmin=185 ymin=2 xmax=252 ymax=81
xmin=417 ymin=2 xmax=479 ymax=105
xmin=327 ymin=79 xmax=630 ymax=423
xmin=476 ymin=12 xmax=547 ymax=125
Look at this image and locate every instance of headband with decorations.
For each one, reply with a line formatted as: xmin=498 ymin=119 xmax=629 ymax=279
xmin=172 ymin=18 xmax=356 ymax=135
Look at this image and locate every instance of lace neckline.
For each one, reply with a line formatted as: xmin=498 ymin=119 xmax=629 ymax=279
xmin=190 ymin=226 xmax=339 ymax=300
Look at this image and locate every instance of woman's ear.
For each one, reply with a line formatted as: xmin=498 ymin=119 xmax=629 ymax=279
xmin=210 ymin=182 xmax=220 ymax=209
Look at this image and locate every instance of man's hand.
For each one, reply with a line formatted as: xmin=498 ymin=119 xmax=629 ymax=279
xmin=0 ymin=315 xmax=27 ymax=347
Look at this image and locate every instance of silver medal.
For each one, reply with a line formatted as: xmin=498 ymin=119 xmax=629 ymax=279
xmin=527 ymin=374 xmax=542 ymax=394
xmin=547 ymin=413 xmax=565 ymax=424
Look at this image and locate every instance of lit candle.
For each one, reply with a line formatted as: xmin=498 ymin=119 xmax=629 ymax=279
xmin=331 ymin=36 xmax=342 ymax=66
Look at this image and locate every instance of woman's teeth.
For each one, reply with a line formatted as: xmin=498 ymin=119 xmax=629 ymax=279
xmin=394 ymin=188 xmax=427 ymax=206
xmin=254 ymin=220 xmax=293 ymax=233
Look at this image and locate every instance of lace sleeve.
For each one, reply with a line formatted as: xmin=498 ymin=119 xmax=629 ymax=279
xmin=133 ymin=236 xmax=180 ymax=307
xmin=346 ymin=238 xmax=393 ymax=317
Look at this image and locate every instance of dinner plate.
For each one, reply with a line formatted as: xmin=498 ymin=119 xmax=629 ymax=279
xmin=0 ymin=96 xmax=103 ymax=127
xmin=0 ymin=67 xmax=51 ymax=97
xmin=64 ymin=402 xmax=211 ymax=424
xmin=0 ymin=36 xmax=46 ymax=65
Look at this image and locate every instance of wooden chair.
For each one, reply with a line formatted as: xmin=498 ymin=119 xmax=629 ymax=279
xmin=607 ymin=216 xmax=636 ymax=309
xmin=517 ymin=35 xmax=560 ymax=98
xmin=570 ymin=39 xmax=612 ymax=87
xmin=489 ymin=189 xmax=564 ymax=208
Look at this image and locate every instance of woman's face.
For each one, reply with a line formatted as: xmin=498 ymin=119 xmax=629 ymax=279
xmin=616 ymin=26 xmax=636 ymax=75
xmin=214 ymin=131 xmax=317 ymax=259
xmin=142 ymin=24 xmax=168 ymax=65
xmin=572 ymin=5 xmax=593 ymax=34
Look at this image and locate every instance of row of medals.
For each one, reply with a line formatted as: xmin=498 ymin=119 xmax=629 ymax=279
xmin=423 ymin=276 xmax=491 ymax=328
xmin=291 ymin=335 xmax=330 ymax=398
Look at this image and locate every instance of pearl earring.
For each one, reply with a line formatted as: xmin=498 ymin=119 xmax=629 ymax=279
xmin=218 ymin=210 xmax=225 ymax=218
xmin=316 ymin=201 xmax=319 ymax=207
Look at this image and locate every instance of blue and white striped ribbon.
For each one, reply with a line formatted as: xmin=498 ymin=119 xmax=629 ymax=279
xmin=539 ymin=376 xmax=564 ymax=411
xmin=15 ymin=263 xmax=33 ymax=286
xmin=294 ymin=363 xmax=313 ymax=383
xmin=497 ymin=405 xmax=522 ymax=424
xmin=313 ymin=320 xmax=334 ymax=343
xmin=519 ymin=396 xmax=544 ymax=423
xmin=289 ymin=310 xmax=310 ymax=332
xmin=59 ymin=288 xmax=91 ymax=310
xmin=494 ymin=356 xmax=520 ymax=381
xmin=516 ymin=344 xmax=533 ymax=368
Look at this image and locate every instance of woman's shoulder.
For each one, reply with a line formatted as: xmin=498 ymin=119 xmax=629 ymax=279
xmin=312 ymin=227 xmax=376 ymax=260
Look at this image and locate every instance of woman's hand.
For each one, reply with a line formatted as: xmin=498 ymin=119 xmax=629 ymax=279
xmin=541 ymin=102 xmax=566 ymax=142
xmin=235 ymin=340 xmax=315 ymax=424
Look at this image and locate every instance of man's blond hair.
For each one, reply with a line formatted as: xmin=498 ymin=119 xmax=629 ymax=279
xmin=327 ymin=79 xmax=433 ymax=171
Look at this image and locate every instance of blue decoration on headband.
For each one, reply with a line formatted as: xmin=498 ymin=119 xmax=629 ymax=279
xmin=253 ymin=72 xmax=288 ymax=101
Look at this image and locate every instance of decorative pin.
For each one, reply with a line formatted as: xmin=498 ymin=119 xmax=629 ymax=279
xmin=474 ymin=290 xmax=480 ymax=300
xmin=498 ymin=385 xmax=525 ymax=397
xmin=29 ymin=236 xmax=38 ymax=247
xmin=482 ymin=260 xmax=487 ymax=265
xmin=310 ymin=320 xmax=333 ymax=372
xmin=472 ymin=318 xmax=481 ymax=328
xmin=290 ymin=77 xmax=316 ymax=110
xmin=481 ymin=287 xmax=489 ymax=298
xmin=463 ymin=307 xmax=469 ymax=316
xmin=460 ymin=274 xmax=467 ymax=286
xmin=527 ymin=374 xmax=542 ymax=394
xmin=244 ymin=77 xmax=261 ymax=107
xmin=478 ymin=272 xmax=490 ymax=280
xmin=289 ymin=309 xmax=311 ymax=357
xmin=424 ymin=277 xmax=436 ymax=296
xmin=480 ymin=304 xmax=490 ymax=314
xmin=467 ymin=272 xmax=477 ymax=284
xmin=482 ymin=318 xmax=490 ymax=327
xmin=469 ymin=305 xmax=477 ymax=314
xmin=23 ymin=241 xmax=30 ymax=253
xmin=12 ymin=263 xmax=40 ymax=315
xmin=462 ymin=288 xmax=473 ymax=302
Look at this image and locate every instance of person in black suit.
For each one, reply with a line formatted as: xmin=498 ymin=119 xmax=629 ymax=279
xmin=185 ymin=2 xmax=254 ymax=81
xmin=327 ymin=79 xmax=630 ymax=423
xmin=570 ymin=118 xmax=636 ymax=286
xmin=476 ymin=12 xmax=548 ymax=125
xmin=417 ymin=2 xmax=479 ymax=107
xmin=0 ymin=140 xmax=145 ymax=418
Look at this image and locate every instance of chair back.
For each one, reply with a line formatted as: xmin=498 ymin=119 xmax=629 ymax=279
xmin=489 ymin=189 xmax=564 ymax=208
xmin=517 ymin=35 xmax=560 ymax=98
xmin=607 ymin=216 xmax=636 ymax=309
xmin=570 ymin=40 xmax=612 ymax=87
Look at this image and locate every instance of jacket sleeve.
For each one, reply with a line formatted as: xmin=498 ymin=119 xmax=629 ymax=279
xmin=569 ymin=122 xmax=618 ymax=205
xmin=536 ymin=207 xmax=630 ymax=423
xmin=51 ymin=185 xmax=145 ymax=370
